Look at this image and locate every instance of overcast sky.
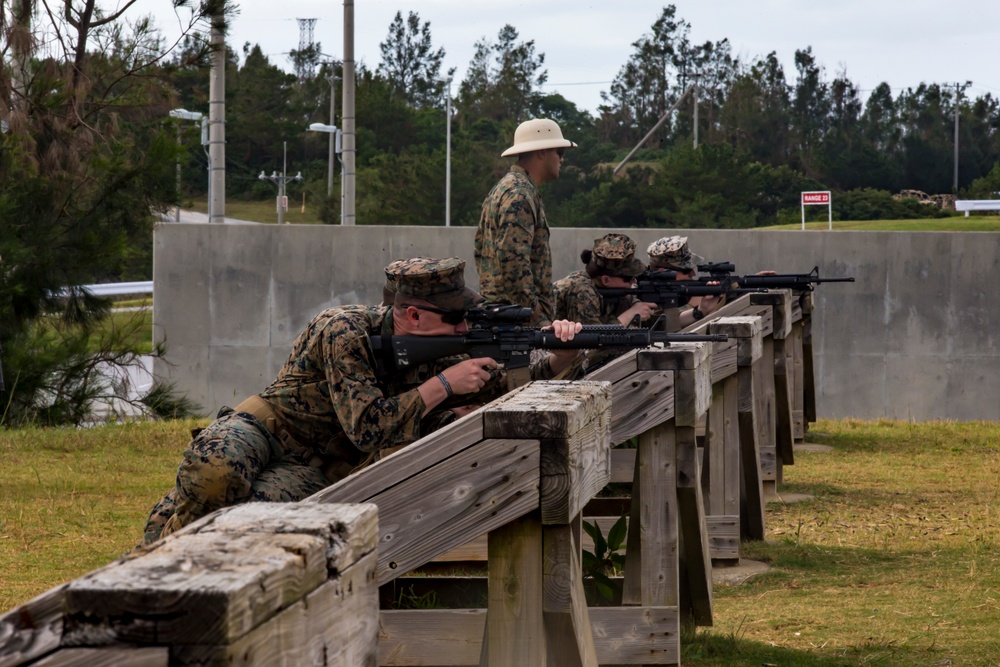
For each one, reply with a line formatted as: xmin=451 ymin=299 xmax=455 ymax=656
xmin=138 ymin=0 xmax=1000 ymax=113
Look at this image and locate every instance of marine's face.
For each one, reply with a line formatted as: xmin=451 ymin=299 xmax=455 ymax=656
xmin=404 ymin=305 xmax=470 ymax=335
xmin=599 ymin=274 xmax=636 ymax=289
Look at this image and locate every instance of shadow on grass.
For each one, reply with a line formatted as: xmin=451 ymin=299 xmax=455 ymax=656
xmin=679 ymin=628 xmax=932 ymax=666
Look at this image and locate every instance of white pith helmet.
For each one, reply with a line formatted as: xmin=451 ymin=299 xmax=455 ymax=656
xmin=501 ymin=118 xmax=578 ymax=157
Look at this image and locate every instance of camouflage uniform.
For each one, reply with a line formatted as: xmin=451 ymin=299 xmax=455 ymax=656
xmin=474 ymin=165 xmax=553 ymax=327
xmin=554 ymin=233 xmax=647 ymax=325
xmin=553 ymin=234 xmax=647 ymax=372
xmin=143 ymin=258 xmax=557 ymax=544
xmin=646 ymin=235 xmax=705 ymax=272
xmin=646 ymin=236 xmax=711 ymax=325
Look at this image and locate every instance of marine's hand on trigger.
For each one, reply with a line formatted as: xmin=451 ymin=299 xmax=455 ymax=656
xmin=443 ymin=357 xmax=497 ymax=394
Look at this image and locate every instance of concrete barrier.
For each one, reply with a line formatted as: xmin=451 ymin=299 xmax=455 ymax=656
xmin=152 ymin=224 xmax=1000 ymax=421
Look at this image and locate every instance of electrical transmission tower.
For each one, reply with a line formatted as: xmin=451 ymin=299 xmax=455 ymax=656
xmin=295 ymin=18 xmax=318 ymax=80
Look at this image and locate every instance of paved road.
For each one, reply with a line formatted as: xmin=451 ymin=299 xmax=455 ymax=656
xmin=159 ymin=208 xmax=262 ymax=225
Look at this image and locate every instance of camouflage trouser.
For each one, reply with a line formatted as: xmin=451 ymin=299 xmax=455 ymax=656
xmin=141 ymin=407 xmax=328 ymax=545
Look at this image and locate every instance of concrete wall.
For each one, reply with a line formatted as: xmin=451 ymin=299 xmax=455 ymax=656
xmin=153 ymin=224 xmax=1000 ymax=421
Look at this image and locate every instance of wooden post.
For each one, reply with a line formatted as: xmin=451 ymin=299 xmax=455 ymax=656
xmin=750 ymin=290 xmax=795 ymax=483
xmin=636 ymin=342 xmax=714 ymax=626
xmin=800 ymin=291 xmax=818 ymax=427
xmin=480 ymin=382 xmax=611 ymax=667
xmin=709 ymin=316 xmax=766 ymax=542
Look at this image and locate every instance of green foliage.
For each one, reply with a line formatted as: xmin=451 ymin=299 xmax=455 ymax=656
xmin=582 ymin=515 xmax=627 ymax=602
xmin=377 ymin=11 xmax=447 ymax=108
xmin=965 ymin=162 xmax=1000 ymax=199
xmin=832 ymin=188 xmax=950 ymax=221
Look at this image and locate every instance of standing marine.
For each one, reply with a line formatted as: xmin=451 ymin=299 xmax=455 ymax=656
xmin=474 ymin=118 xmax=576 ymax=326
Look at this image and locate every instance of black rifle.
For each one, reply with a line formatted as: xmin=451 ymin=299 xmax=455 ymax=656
xmin=368 ymin=304 xmax=727 ymax=377
xmin=597 ymin=280 xmax=766 ymax=310
xmin=694 ymin=263 xmax=855 ymax=291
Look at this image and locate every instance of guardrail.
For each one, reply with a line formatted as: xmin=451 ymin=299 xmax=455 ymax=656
xmin=955 ymin=199 xmax=1000 ymax=216
xmin=53 ymin=282 xmax=154 ymax=298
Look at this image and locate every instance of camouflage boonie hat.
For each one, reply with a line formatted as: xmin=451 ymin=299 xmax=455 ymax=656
xmin=385 ymin=257 xmax=482 ymax=311
xmin=592 ymin=233 xmax=646 ymax=277
xmin=646 ymin=235 xmax=705 ymax=271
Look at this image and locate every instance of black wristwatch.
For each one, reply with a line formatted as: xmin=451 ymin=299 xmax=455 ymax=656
xmin=690 ymin=307 xmax=705 ymax=321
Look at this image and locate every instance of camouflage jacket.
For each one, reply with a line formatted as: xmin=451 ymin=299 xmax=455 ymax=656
xmin=474 ymin=165 xmax=553 ymax=327
xmin=259 ymin=305 xmax=556 ymax=468
xmin=553 ymin=270 xmax=633 ymax=325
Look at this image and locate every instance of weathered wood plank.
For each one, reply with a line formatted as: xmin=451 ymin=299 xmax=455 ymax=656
xmin=482 ymin=381 xmax=611 ymax=441
xmin=636 ymin=342 xmax=711 ymax=428
xmin=310 ymin=410 xmax=485 ymax=505
xmin=721 ymin=375 xmax=741 ymax=519
xmin=622 ymin=422 xmax=676 ymax=608
xmin=681 ymin=294 xmax=756 ymax=334
xmin=584 ymin=347 xmax=640 ymax=384
xmin=675 ymin=426 xmax=713 ymax=626
xmin=30 ymin=647 xmax=168 ymax=667
xmin=706 ymin=515 xmax=740 ymax=561
xmin=543 ymin=516 xmax=598 ymax=667
xmin=175 ymin=551 xmax=379 ymax=666
xmin=750 ymin=290 xmax=793 ymax=339
xmin=702 ymin=383 xmax=724 ymax=516
xmin=791 ymin=320 xmax=806 ymax=441
xmin=0 ymin=585 xmax=68 ymax=667
xmin=378 ymin=607 xmax=679 ymax=666
xmin=607 ymin=372 xmax=675 ymax=446
xmin=62 ymin=503 xmax=377 ymax=648
xmin=755 ymin=336 xmax=778 ymax=487
xmin=483 ymin=512 xmax=546 ymax=666
xmin=368 ymin=439 xmax=541 ymax=583
xmin=538 ymin=412 xmax=611 ymax=525
xmin=801 ymin=291 xmax=818 ymax=424
xmin=481 ymin=382 xmax=612 ymax=525
xmin=738 ymin=364 xmax=766 ymax=542
xmin=191 ymin=502 xmax=379 ymax=575
xmin=709 ymin=316 xmax=763 ymax=367
xmin=773 ymin=337 xmax=796 ymax=467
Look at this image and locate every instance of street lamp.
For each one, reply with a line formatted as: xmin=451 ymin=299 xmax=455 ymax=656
xmin=258 ymin=141 xmax=302 ymax=224
xmin=439 ymin=75 xmax=453 ymax=227
xmin=307 ymin=123 xmax=344 ymax=225
xmin=168 ymin=108 xmax=204 ymax=222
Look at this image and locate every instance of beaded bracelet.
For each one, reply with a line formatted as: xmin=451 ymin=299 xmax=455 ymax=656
xmin=436 ymin=372 xmax=454 ymax=397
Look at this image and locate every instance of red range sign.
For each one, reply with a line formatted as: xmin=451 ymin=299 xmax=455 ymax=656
xmin=802 ymin=191 xmax=831 ymax=205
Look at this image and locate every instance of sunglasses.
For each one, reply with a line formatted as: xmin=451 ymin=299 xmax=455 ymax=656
xmin=405 ymin=304 xmax=467 ymax=325
xmin=555 ymin=148 xmax=566 ymax=158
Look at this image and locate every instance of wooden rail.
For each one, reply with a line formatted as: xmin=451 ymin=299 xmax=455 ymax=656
xmin=0 ymin=503 xmax=378 ymax=667
xmin=1 ymin=290 xmax=819 ymax=666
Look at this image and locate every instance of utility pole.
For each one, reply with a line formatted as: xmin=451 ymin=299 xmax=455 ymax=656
xmin=259 ymin=142 xmax=302 ymax=224
xmin=327 ymin=72 xmax=337 ymax=197
xmin=953 ymin=81 xmax=972 ymax=193
xmin=441 ymin=75 xmax=453 ymax=226
xmin=692 ymin=79 xmax=700 ymax=149
xmin=342 ymin=0 xmax=356 ymax=225
xmin=209 ymin=15 xmax=226 ymax=223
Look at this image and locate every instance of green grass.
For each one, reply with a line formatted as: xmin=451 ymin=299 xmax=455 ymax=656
xmin=186 ymin=196 xmax=326 ymax=224
xmin=0 ymin=419 xmax=204 ymax=610
xmin=3 ymin=418 xmax=999 ymax=667
xmin=763 ymin=216 xmax=1000 ymax=231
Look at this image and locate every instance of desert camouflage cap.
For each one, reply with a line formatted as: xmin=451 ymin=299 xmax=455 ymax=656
xmin=646 ymin=235 xmax=705 ymax=271
xmin=592 ymin=233 xmax=646 ymax=277
xmin=385 ymin=257 xmax=482 ymax=311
